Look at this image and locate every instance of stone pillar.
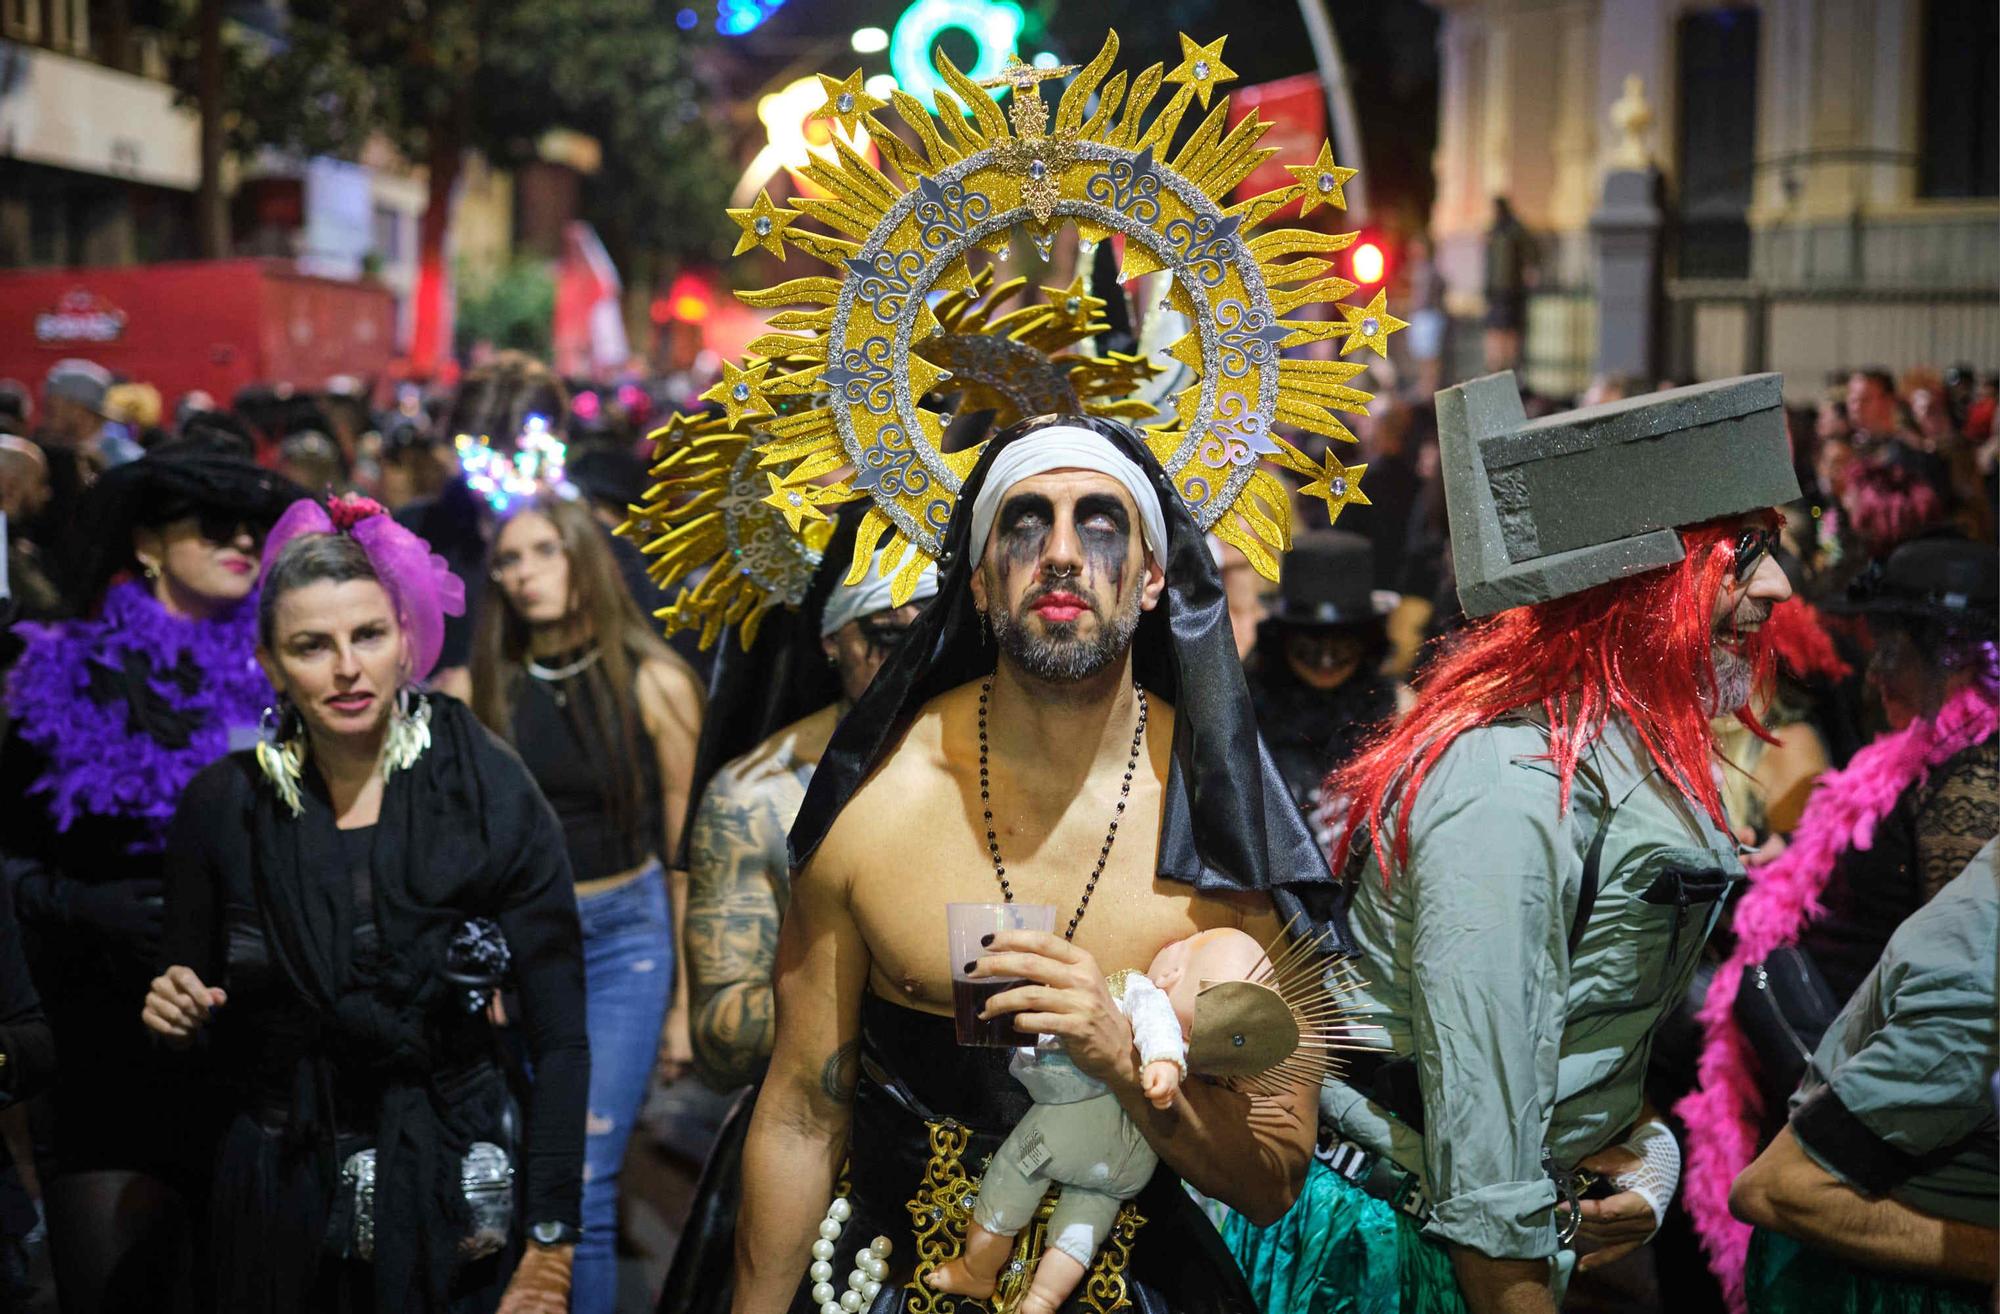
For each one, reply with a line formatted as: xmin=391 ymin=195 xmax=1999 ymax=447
xmin=1590 ymin=167 xmax=1663 ymax=382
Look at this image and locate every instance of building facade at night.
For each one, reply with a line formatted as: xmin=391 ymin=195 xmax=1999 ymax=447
xmin=0 ymin=3 xmax=517 ymax=352
xmin=1430 ymin=0 xmax=1999 ymax=399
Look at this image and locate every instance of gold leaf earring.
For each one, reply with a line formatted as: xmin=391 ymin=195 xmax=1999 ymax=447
xmin=382 ymin=686 xmax=432 ymax=778
xmin=256 ymin=699 xmax=306 ymax=817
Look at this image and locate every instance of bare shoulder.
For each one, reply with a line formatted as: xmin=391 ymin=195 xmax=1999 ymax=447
xmin=637 ymin=649 xmax=704 ymax=711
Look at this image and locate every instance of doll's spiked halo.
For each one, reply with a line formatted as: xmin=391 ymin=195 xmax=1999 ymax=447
xmin=1187 ymin=913 xmax=1376 ymax=1096
xmin=732 ymin=29 xmax=1402 ymax=602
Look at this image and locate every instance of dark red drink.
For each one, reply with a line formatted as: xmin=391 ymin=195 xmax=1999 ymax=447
xmin=952 ymin=976 xmax=1028 ymax=1046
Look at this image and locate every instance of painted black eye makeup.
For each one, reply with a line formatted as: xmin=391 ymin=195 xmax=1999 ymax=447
xmin=1073 ymin=493 xmax=1130 ymax=534
xmin=997 ymin=493 xmax=1054 ymax=532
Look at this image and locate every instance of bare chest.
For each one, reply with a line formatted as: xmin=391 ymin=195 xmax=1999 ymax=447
xmin=845 ymin=783 xmax=1229 ymax=1012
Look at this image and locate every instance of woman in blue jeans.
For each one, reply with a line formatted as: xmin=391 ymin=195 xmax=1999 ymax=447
xmin=471 ymin=492 xmax=704 ymax=1312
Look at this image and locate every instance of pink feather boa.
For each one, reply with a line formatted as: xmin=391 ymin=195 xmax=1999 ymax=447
xmin=1675 ymin=683 xmax=1998 ymax=1311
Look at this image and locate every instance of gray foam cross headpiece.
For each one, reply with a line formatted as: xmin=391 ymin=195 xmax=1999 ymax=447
xmin=1439 ymin=372 xmax=1800 ymax=618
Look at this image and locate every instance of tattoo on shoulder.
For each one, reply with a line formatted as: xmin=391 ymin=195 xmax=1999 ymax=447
xmin=819 ymin=1039 xmax=860 ymax=1104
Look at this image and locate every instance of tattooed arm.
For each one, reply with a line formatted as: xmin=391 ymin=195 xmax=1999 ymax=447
xmin=731 ymin=843 xmax=866 ymax=1314
xmin=685 ymin=764 xmax=793 ymax=1090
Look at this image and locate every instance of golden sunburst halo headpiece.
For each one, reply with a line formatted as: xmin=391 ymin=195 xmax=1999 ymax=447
xmin=722 ymin=29 xmax=1402 ymax=603
xmin=615 ymin=409 xmax=835 ymax=650
xmin=618 ymin=265 xmax=1161 ymax=647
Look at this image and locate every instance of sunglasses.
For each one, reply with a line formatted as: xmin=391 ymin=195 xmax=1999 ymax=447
xmin=195 ymin=504 xmax=268 ymax=540
xmin=1732 ymin=526 xmax=1781 ymax=582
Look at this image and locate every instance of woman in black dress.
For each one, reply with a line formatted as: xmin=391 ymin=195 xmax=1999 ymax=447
xmin=2 ymin=443 xmax=297 ymax=1312
xmin=143 ymin=494 xmax=587 ymax=1312
xmin=469 ymin=491 xmax=703 ymax=1314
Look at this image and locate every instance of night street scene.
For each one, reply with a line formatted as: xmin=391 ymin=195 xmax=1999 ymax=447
xmin=0 ymin=2 xmax=1994 ymax=1312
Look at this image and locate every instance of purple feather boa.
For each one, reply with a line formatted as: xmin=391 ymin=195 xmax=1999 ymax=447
xmin=6 ymin=580 xmax=271 ymax=852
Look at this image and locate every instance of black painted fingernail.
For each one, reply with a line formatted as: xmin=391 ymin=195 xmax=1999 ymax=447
xmin=980 ymin=934 xmax=994 ymax=947
xmin=963 ymin=960 xmax=978 ymax=974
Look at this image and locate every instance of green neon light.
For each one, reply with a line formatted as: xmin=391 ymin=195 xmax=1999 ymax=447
xmin=890 ymin=0 xmax=1024 ymax=111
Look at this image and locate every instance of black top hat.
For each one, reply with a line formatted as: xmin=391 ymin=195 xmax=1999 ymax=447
xmin=1266 ymin=531 xmax=1395 ymax=629
xmin=70 ymin=440 xmax=303 ymax=605
xmin=1832 ymin=537 xmax=1997 ymax=628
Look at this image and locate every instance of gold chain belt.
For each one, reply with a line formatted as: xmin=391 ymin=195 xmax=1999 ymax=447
xmin=902 ymin=1117 xmax=1146 ymax=1314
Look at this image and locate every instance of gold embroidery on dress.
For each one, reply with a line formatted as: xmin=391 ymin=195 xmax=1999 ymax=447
xmin=903 ymin=1117 xmax=1145 ymax=1314
xmin=906 ymin=1119 xmax=977 ymax=1314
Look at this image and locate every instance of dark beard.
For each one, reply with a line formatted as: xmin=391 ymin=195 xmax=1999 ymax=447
xmin=991 ymin=584 xmax=1143 ymax=683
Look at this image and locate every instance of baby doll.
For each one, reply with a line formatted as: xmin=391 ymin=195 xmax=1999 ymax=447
xmin=927 ymin=924 xmax=1332 ymax=1314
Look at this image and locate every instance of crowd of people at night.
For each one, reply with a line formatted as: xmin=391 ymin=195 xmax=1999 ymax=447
xmin=0 ymin=332 xmax=1991 ymax=1314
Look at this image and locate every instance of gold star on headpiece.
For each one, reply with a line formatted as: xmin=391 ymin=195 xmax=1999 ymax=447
xmin=1166 ymin=34 xmax=1235 ymax=109
xmin=1040 ymin=274 xmax=1104 ymax=331
xmin=1287 ymin=142 xmax=1359 ymax=217
xmin=763 ymin=472 xmax=833 ymax=532
xmin=701 ymin=359 xmax=775 ymax=424
xmin=808 ymin=70 xmax=885 ymax=136
xmin=1302 ymin=449 xmax=1370 ymax=524
xmin=726 ymin=190 xmax=801 ymax=259
xmin=1334 ymin=290 xmax=1408 ymax=358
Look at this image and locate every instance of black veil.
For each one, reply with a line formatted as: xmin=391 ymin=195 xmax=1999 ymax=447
xmin=787 ymin=414 xmax=1341 ymax=939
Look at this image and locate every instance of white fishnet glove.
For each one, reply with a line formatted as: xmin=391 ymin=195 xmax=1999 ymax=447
xmin=1609 ymin=1119 xmax=1681 ymax=1235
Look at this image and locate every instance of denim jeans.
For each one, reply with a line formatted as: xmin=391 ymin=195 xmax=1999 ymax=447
xmin=573 ymin=863 xmax=674 ymax=1314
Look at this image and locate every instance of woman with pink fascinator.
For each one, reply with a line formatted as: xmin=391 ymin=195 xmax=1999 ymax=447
xmin=143 ymin=493 xmax=588 ymax=1313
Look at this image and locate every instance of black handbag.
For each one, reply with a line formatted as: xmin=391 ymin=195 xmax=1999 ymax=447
xmin=1732 ymin=945 xmax=1841 ymax=1111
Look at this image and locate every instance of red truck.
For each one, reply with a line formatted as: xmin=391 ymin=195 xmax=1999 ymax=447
xmin=0 ymin=258 xmax=395 ymax=408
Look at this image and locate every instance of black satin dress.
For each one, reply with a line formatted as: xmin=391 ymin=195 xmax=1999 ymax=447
xmin=794 ymin=995 xmax=1256 ymax=1314
xmin=660 ymin=995 xmax=1260 ymax=1314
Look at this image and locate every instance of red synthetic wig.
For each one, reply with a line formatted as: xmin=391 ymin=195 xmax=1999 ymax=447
xmin=1333 ymin=519 xmax=1775 ymax=880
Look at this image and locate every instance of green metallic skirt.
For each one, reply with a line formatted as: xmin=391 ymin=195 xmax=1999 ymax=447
xmin=1219 ymin=1159 xmax=1467 ymax=1314
xmin=1747 ymin=1228 xmax=1989 ymax=1314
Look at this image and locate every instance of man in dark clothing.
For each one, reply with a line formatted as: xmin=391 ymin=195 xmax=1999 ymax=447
xmin=1247 ymin=531 xmax=1408 ymax=848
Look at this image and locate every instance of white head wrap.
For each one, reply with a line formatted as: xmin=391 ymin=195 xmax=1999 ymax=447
xmin=818 ymin=554 xmax=940 ymax=638
xmin=965 ymin=426 xmax=1168 ymax=572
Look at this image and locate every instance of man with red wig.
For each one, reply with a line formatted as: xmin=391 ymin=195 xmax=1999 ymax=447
xmin=1224 ymin=373 xmax=1799 ymax=1314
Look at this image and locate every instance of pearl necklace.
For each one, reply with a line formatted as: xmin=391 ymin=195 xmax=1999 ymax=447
xmin=805 ymin=1193 xmax=891 ymax=1314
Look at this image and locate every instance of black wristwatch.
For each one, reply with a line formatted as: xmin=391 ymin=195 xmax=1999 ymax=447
xmin=529 ymin=1220 xmax=579 ymax=1248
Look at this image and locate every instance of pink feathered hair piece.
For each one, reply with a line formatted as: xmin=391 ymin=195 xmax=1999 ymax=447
xmin=1675 ymin=682 xmax=1998 ymax=1311
xmin=260 ymin=493 xmax=467 ymax=682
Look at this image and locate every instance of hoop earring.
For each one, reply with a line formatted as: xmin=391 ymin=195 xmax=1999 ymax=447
xmin=383 ymin=685 xmax=432 ymax=778
xmin=256 ymin=698 xmax=307 ymax=817
xmin=140 ymin=559 xmax=160 ymax=582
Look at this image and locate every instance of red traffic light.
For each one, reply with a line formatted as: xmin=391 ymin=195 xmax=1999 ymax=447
xmin=1352 ymin=239 xmax=1387 ymax=286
